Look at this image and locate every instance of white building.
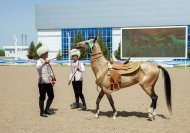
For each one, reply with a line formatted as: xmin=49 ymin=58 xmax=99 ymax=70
xmin=3 ymin=46 xmax=29 ymax=60
xmin=35 ymin=0 xmax=190 ymax=60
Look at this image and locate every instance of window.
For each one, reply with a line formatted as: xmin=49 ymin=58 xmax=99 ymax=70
xmin=62 ymin=28 xmax=112 ymax=60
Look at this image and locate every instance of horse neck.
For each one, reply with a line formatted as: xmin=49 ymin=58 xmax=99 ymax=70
xmin=91 ymin=43 xmax=108 ymax=77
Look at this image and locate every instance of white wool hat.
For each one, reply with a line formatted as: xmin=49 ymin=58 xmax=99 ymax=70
xmin=70 ymin=49 xmax=80 ymax=57
xmin=37 ymin=46 xmax=49 ymax=56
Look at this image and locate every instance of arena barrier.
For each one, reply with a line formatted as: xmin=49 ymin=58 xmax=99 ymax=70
xmin=0 ymin=59 xmax=190 ymax=67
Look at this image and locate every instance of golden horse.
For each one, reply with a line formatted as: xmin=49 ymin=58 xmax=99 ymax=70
xmin=76 ymin=37 xmax=172 ymax=120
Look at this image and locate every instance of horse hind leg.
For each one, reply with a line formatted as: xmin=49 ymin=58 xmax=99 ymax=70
xmin=149 ymin=91 xmax=158 ymax=120
xmin=140 ymin=84 xmax=158 ymax=121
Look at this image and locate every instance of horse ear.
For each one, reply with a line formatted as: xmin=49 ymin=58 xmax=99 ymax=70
xmin=94 ymin=36 xmax=98 ymax=42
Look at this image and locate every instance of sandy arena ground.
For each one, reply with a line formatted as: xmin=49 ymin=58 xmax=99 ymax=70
xmin=0 ymin=65 xmax=190 ymax=133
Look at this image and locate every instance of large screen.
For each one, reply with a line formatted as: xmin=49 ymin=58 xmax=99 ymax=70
xmin=121 ymin=26 xmax=187 ymax=59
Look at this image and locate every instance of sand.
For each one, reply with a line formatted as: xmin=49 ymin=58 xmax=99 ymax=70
xmin=0 ymin=65 xmax=190 ymax=133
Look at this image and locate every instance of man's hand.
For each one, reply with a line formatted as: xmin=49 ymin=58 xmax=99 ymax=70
xmin=44 ymin=60 xmax=50 ymax=64
xmin=68 ymin=80 xmax=71 ymax=85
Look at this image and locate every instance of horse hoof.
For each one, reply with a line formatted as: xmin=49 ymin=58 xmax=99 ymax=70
xmin=95 ymin=114 xmax=99 ymax=118
xmin=95 ymin=110 xmax=100 ymax=118
xmin=113 ymin=112 xmax=117 ymax=120
xmin=148 ymin=113 xmax=154 ymax=121
xmin=148 ymin=113 xmax=152 ymax=118
xmin=113 ymin=116 xmax=116 ymax=120
xmin=148 ymin=117 xmax=153 ymax=121
xmin=153 ymin=115 xmax=156 ymax=120
xmin=148 ymin=115 xmax=154 ymax=121
xmin=152 ymin=111 xmax=156 ymax=120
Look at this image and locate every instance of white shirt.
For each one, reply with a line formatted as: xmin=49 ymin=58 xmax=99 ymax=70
xmin=36 ymin=58 xmax=53 ymax=84
xmin=69 ymin=60 xmax=85 ymax=81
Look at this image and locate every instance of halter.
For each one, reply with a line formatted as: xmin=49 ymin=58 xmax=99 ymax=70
xmin=87 ymin=42 xmax=103 ymax=62
xmin=88 ymin=42 xmax=94 ymax=52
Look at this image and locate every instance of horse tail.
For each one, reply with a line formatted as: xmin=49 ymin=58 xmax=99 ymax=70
xmin=158 ymin=65 xmax=172 ymax=114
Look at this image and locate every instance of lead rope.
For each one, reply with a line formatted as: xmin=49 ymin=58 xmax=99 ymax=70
xmin=39 ymin=59 xmax=56 ymax=87
xmin=68 ymin=61 xmax=79 ymax=85
xmin=48 ymin=63 xmax=56 ymax=87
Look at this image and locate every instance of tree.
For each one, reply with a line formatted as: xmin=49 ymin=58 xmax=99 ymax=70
xmin=33 ymin=42 xmax=42 ymax=59
xmin=27 ymin=41 xmax=42 ymax=59
xmin=97 ymin=29 xmax=110 ymax=59
xmin=114 ymin=42 xmax=121 ymax=60
xmin=0 ymin=49 xmax=5 ymax=56
xmin=74 ymin=30 xmax=87 ymax=59
xmin=56 ymin=50 xmax=63 ymax=60
xmin=27 ymin=41 xmax=35 ymax=59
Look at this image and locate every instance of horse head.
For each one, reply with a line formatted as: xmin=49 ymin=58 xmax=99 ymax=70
xmin=75 ymin=37 xmax=98 ymax=52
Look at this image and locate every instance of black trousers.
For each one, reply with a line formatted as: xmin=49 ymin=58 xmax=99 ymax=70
xmin=38 ymin=83 xmax=54 ymax=101
xmin=72 ymin=81 xmax=84 ymax=102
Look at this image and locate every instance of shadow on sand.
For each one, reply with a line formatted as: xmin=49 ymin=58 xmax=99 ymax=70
xmin=86 ymin=109 xmax=169 ymax=120
xmin=49 ymin=108 xmax=58 ymax=114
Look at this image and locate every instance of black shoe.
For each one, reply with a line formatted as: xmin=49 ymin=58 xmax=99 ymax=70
xmin=39 ymin=100 xmax=47 ymax=117
xmin=45 ymin=109 xmax=53 ymax=115
xmin=70 ymin=103 xmax=80 ymax=109
xmin=44 ymin=99 xmax=53 ymax=115
xmin=81 ymin=98 xmax=87 ymax=110
xmin=40 ymin=112 xmax=48 ymax=117
xmin=81 ymin=105 xmax=87 ymax=111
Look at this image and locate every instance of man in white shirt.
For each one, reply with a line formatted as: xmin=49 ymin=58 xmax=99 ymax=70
xmin=36 ymin=46 xmax=56 ymax=117
xmin=69 ymin=49 xmax=87 ymax=110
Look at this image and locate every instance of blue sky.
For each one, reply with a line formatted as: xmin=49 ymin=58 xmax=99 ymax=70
xmin=0 ymin=0 xmax=91 ymax=48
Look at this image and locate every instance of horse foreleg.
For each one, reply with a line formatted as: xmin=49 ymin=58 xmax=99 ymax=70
xmin=106 ymin=93 xmax=117 ymax=120
xmin=95 ymin=89 xmax=105 ymax=118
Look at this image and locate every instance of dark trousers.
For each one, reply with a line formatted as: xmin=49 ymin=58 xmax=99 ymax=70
xmin=38 ymin=83 xmax=54 ymax=101
xmin=38 ymin=83 xmax=54 ymax=114
xmin=72 ymin=81 xmax=85 ymax=104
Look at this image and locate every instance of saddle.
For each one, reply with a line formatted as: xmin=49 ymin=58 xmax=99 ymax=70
xmin=109 ymin=59 xmax=141 ymax=91
xmin=109 ymin=58 xmax=130 ymax=70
